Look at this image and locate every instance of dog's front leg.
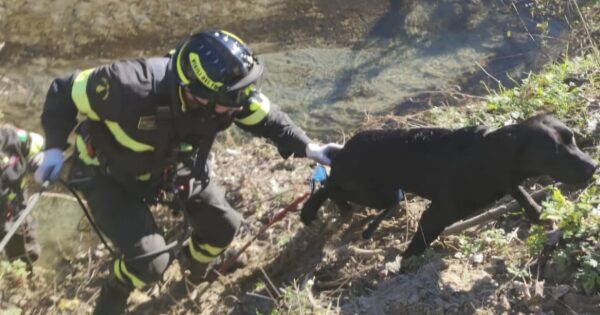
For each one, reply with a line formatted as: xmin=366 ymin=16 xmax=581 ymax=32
xmin=300 ymin=187 xmax=330 ymax=225
xmin=510 ymin=185 xmax=543 ymax=222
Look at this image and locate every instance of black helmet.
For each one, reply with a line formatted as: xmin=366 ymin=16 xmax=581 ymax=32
xmin=171 ymin=30 xmax=263 ymax=108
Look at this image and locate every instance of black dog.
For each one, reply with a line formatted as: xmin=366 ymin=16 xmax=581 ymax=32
xmin=301 ymin=114 xmax=597 ymax=258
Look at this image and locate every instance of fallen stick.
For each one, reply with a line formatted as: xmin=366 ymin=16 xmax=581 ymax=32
xmin=329 ymin=244 xmax=385 ymax=258
xmin=440 ymin=185 xmax=560 ymax=237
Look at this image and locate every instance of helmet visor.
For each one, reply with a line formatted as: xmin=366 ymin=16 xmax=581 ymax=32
xmin=217 ymin=60 xmax=264 ymax=107
xmin=209 ymin=63 xmax=262 ymax=108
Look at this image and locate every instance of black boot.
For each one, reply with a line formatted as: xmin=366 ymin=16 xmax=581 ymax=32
xmin=92 ymin=277 xmax=132 ymax=315
xmin=178 ymin=245 xmax=248 ymax=284
xmin=178 ymin=246 xmax=210 ymax=284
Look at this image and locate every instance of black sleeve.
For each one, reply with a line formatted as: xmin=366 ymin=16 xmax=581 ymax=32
xmin=235 ymin=105 xmax=311 ymax=159
xmin=40 ymin=73 xmax=79 ymax=150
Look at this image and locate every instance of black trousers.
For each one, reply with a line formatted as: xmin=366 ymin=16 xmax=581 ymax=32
xmin=73 ymin=162 xmax=242 ymax=286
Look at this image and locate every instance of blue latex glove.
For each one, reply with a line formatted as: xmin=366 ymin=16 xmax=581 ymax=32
xmin=34 ymin=148 xmax=64 ymax=183
xmin=305 ymin=142 xmax=344 ymax=165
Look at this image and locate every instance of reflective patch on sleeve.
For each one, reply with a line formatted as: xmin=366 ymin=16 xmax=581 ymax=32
xmin=104 ymin=120 xmax=154 ymax=152
xmin=235 ymin=92 xmax=271 ymax=126
xmin=180 ymin=143 xmax=193 ymax=152
xmin=137 ymin=173 xmax=151 ymax=181
xmin=71 ymin=69 xmax=101 ymax=121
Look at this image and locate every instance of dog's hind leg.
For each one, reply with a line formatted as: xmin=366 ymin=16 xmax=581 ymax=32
xmin=362 ymin=203 xmax=401 ymax=239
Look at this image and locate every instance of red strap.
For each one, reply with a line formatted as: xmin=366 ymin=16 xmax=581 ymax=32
xmin=217 ymin=192 xmax=309 ymax=275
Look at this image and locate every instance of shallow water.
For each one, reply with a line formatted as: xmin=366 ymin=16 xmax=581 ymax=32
xmin=262 ymin=3 xmax=566 ymax=136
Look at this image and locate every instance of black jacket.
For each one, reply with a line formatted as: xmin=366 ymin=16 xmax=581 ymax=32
xmin=41 ymin=57 xmax=311 ymax=187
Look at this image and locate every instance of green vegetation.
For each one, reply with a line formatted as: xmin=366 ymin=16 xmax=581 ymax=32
xmin=430 ymin=54 xmax=599 ymax=130
xmin=0 ymin=259 xmax=29 ymax=281
xmin=427 ymin=49 xmax=600 ymax=295
xmin=540 ymin=187 xmax=600 ymax=294
xmin=455 ymin=229 xmax=511 ymax=259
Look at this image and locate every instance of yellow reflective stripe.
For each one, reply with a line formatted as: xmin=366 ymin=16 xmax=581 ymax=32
xmin=221 ymin=30 xmax=245 ymax=45
xmin=176 ymin=42 xmax=190 ymax=85
xmin=76 ymin=135 xmax=100 ymax=166
xmin=199 ymin=243 xmax=226 ymax=256
xmin=180 ymin=143 xmax=193 ymax=152
xmin=137 ymin=173 xmax=151 ymax=181
xmin=188 ymin=52 xmax=223 ymax=91
xmin=113 ymin=260 xmax=126 ymax=284
xmin=178 ymin=87 xmax=187 ymax=112
xmin=188 ymin=239 xmax=227 ymax=264
xmin=188 ymin=241 xmax=215 ymax=263
xmin=27 ymin=132 xmax=45 ymax=157
xmin=104 ymin=120 xmax=154 ymax=152
xmin=235 ymin=93 xmax=271 ymax=126
xmin=243 ymin=84 xmax=255 ymax=96
xmin=71 ymin=69 xmax=101 ymax=121
xmin=115 ymin=259 xmax=146 ymax=289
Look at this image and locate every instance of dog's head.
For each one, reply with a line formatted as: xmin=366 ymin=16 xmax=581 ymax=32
xmin=518 ymin=114 xmax=597 ymax=184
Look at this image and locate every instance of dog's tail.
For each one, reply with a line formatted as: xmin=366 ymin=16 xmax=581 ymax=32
xmin=300 ymin=187 xmax=329 ymax=225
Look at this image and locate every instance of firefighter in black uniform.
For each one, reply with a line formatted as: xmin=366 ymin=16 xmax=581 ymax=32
xmin=34 ymin=30 xmax=342 ymax=314
xmin=0 ymin=124 xmax=44 ymax=271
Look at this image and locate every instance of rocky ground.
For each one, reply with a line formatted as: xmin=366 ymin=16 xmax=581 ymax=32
xmin=1 ymin=0 xmax=599 ymax=315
